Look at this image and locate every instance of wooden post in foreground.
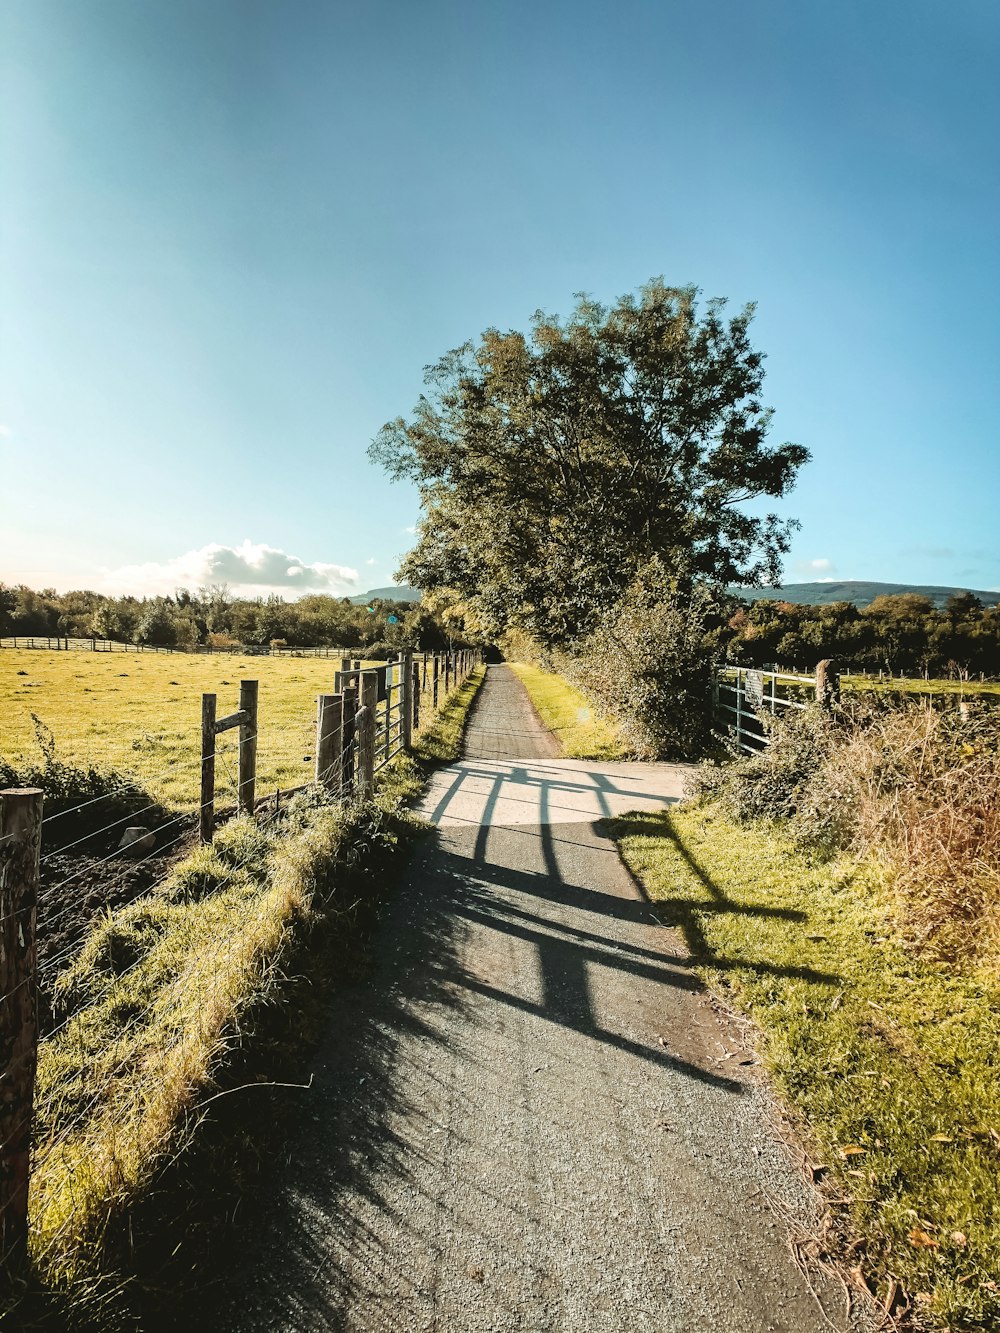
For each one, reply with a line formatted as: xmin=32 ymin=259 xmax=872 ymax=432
xmin=432 ymin=655 xmax=440 ymax=710
xmin=200 ymin=693 xmax=217 ymax=843
xmin=315 ymin=694 xmax=343 ymax=792
xmin=382 ymin=661 xmax=393 ymax=763
xmin=401 ymin=650 xmax=414 ymax=750
xmin=238 ymin=680 xmax=258 ymax=815
xmin=341 ymin=683 xmax=358 ymax=794
xmin=0 ymin=787 xmax=43 ymax=1271
xmin=815 ymin=660 xmax=840 ymax=709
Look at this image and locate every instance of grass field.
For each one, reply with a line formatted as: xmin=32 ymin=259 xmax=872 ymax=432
xmin=0 ymin=648 xmax=359 ymax=809
xmin=844 ymin=675 xmax=1000 ymax=698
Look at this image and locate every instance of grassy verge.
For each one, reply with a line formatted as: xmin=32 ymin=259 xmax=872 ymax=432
xmin=507 ymin=662 xmax=625 ymax=758
xmin=613 ymin=802 xmax=1000 ymax=1331
xmin=10 ymin=666 xmax=486 ymax=1328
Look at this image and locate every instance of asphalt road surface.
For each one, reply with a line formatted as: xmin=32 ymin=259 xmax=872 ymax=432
xmin=223 ymin=665 xmax=859 ymax=1333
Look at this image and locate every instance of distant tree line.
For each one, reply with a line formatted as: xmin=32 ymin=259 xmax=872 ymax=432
xmin=0 ymin=584 xmax=464 ymax=653
xmin=715 ymin=591 xmax=1000 ymax=677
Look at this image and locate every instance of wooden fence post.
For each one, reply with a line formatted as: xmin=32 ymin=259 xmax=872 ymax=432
xmin=401 ymin=650 xmax=414 ymax=750
xmin=382 ymin=660 xmax=393 ymax=763
xmin=358 ymin=672 xmax=378 ymax=797
xmin=411 ymin=658 xmax=421 ymax=734
xmin=815 ymin=660 xmax=840 ymax=709
xmin=341 ymin=683 xmax=358 ymax=794
xmin=238 ymin=680 xmax=258 ymax=816
xmin=432 ymin=655 xmax=440 ymax=710
xmin=734 ymin=668 xmax=743 ymax=744
xmin=315 ymin=694 xmax=344 ymax=792
xmin=200 ymin=693 xmax=217 ymax=843
xmin=0 ymin=787 xmax=43 ymax=1270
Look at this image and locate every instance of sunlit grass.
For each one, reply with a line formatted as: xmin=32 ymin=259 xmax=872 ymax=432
xmin=507 ymin=661 xmax=626 ymax=758
xmin=19 ymin=662 xmax=487 ymax=1318
xmin=844 ymin=675 xmax=1000 ymax=697
xmin=613 ymin=802 xmax=1000 ymax=1331
xmin=0 ymin=649 xmax=371 ymax=809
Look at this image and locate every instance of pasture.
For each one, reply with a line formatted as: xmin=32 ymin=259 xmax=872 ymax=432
xmin=0 ymin=648 xmax=353 ymax=809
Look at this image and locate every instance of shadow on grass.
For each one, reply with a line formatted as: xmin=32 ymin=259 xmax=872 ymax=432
xmin=606 ymin=813 xmax=841 ymax=987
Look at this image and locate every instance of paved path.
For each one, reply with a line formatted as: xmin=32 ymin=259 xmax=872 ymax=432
xmin=224 ymin=666 xmax=855 ymax=1332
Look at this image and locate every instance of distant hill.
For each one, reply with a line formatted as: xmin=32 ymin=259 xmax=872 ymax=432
xmin=345 ymin=580 xmax=1000 ymax=611
xmin=348 ymin=585 xmax=421 ymax=605
xmin=728 ymin=580 xmax=1000 ymax=610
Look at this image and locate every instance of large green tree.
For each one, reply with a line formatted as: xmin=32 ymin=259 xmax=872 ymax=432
xmin=372 ymin=280 xmax=809 ymax=646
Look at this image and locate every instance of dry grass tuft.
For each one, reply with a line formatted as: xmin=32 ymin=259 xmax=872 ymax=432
xmin=804 ymin=706 xmax=1000 ymax=973
xmin=699 ymin=701 xmax=1000 ymax=976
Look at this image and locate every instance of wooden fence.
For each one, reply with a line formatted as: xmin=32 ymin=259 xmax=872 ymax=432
xmin=0 ymin=646 xmax=481 ymax=1264
xmin=0 ymin=636 xmax=180 ymax=653
xmin=1 ymin=636 xmax=472 ymax=661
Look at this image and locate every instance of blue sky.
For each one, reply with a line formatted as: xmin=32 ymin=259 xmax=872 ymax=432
xmin=2 ymin=0 xmax=998 ymax=598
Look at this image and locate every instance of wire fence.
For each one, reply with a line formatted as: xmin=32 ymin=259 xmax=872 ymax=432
xmin=0 ymin=646 xmax=482 ymax=1268
xmin=1 ymin=635 xmax=421 ymax=658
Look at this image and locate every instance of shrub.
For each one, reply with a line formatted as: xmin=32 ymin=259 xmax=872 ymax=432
xmin=800 ymin=704 xmax=1000 ymax=970
xmin=694 ymin=703 xmax=839 ymax=824
xmin=698 ymin=699 xmax=1000 ymax=974
xmin=556 ymin=559 xmax=717 ymax=758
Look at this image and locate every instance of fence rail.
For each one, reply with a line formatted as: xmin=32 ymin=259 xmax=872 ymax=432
xmin=0 ymin=645 xmax=482 ymax=1264
xmin=713 ymin=660 xmax=839 ymax=753
xmin=0 ymin=636 xmax=181 ymax=653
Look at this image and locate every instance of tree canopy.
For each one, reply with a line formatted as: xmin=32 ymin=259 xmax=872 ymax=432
xmin=372 ymin=280 xmax=809 ymax=646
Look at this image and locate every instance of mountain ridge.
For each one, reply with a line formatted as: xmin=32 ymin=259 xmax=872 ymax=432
xmin=350 ymin=581 xmax=999 ymax=611
xmin=728 ymin=580 xmax=999 ymax=609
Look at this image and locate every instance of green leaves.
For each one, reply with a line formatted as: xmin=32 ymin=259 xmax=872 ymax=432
xmin=372 ymin=279 xmax=808 ymax=648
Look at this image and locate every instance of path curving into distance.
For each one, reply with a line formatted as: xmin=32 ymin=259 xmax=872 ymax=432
xmin=223 ymin=665 xmax=862 ymax=1332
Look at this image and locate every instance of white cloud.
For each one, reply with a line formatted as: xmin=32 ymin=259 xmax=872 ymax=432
xmin=366 ymin=557 xmax=378 ymax=566
xmin=403 ymin=524 xmax=417 ymax=536
xmin=793 ymin=556 xmax=837 ymax=580
xmin=101 ymin=540 xmax=358 ymax=598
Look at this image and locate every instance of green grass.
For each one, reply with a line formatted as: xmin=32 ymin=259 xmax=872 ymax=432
xmin=613 ymin=803 xmax=1000 ymax=1331
xmin=843 ymin=676 xmax=1000 ymax=698
xmin=507 ymin=661 xmax=626 ymax=758
xmin=0 ymin=648 xmax=374 ymax=809
xmin=29 ymin=806 xmax=347 ymax=1292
